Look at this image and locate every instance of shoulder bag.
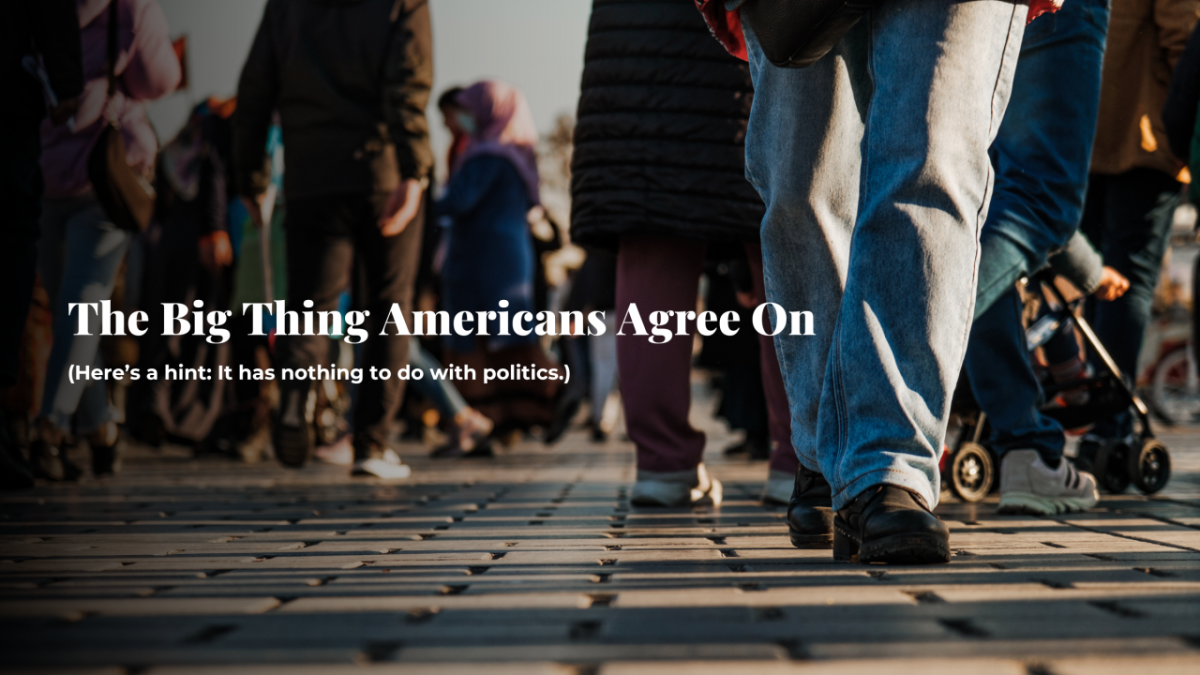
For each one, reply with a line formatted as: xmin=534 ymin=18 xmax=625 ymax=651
xmin=740 ymin=0 xmax=889 ymax=68
xmin=87 ymin=0 xmax=156 ymax=233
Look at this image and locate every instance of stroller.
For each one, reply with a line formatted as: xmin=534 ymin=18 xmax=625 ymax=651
xmin=943 ymin=268 xmax=1173 ymax=502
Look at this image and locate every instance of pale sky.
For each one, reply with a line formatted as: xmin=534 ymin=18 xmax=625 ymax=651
xmin=147 ymin=0 xmax=593 ymax=178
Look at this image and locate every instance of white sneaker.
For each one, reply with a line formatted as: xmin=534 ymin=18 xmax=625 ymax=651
xmin=761 ymin=468 xmax=792 ymax=506
xmin=630 ymin=463 xmax=723 ymax=507
xmin=998 ymin=449 xmax=1098 ymax=515
xmin=351 ymin=448 xmax=411 ymax=479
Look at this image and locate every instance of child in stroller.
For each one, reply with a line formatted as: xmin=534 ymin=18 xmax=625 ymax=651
xmin=946 ymin=231 xmax=1172 ymax=507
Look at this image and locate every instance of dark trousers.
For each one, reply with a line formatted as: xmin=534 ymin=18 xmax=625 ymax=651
xmin=0 ymin=116 xmax=43 ymax=387
xmin=1080 ymin=168 xmax=1179 ymax=438
xmin=616 ymin=234 xmax=797 ymax=475
xmin=280 ymin=193 xmax=422 ymax=453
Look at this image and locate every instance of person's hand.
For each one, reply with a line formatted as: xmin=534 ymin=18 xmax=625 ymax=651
xmin=1093 ymin=266 xmax=1130 ymax=301
xmin=379 ymin=178 xmax=424 ymax=237
xmin=199 ymin=231 xmax=233 ymax=272
xmin=735 ymin=290 xmax=757 ymax=309
xmin=49 ymin=96 xmax=79 ymax=127
xmin=240 ymin=195 xmax=265 ymax=229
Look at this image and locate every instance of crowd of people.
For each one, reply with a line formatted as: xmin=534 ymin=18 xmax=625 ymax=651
xmin=3 ymin=0 xmax=1198 ymax=566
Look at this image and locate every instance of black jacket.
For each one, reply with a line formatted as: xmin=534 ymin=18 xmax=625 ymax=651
xmin=2 ymin=0 xmax=83 ymax=124
xmin=570 ymin=0 xmax=763 ymax=249
xmin=233 ymin=0 xmax=433 ymax=200
xmin=1164 ymin=25 xmax=1200 ymax=165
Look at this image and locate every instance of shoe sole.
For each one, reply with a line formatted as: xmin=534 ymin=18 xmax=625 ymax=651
xmin=351 ymin=460 xmax=412 ymax=479
xmin=630 ymin=478 xmax=723 ymax=508
xmin=789 ymin=532 xmax=833 ymax=549
xmin=834 ymin=524 xmax=950 ymax=565
xmin=998 ymin=491 xmax=1099 ymax=516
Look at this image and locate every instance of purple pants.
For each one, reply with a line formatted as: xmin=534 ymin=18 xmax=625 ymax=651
xmin=617 ymin=234 xmax=797 ymax=475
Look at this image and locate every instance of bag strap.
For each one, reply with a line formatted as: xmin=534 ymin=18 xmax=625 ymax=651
xmin=106 ymin=0 xmax=118 ymax=97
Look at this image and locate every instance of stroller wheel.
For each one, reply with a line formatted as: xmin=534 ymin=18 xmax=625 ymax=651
xmin=949 ymin=443 xmax=994 ymax=503
xmin=1129 ymin=439 xmax=1171 ymax=494
xmin=1093 ymin=440 xmax=1132 ymax=494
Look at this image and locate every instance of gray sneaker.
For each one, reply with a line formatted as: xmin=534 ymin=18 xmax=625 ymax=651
xmin=630 ymin=464 xmax=723 ymax=507
xmin=998 ymin=449 xmax=1098 ymax=516
xmin=760 ymin=468 xmax=792 ymax=506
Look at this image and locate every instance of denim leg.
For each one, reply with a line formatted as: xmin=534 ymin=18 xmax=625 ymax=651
xmin=745 ymin=0 xmax=1025 ymax=510
xmin=974 ymin=0 xmax=1110 ymax=316
xmin=588 ymin=318 xmax=618 ymax=426
xmin=407 ymin=341 xmax=469 ymax=418
xmin=743 ymin=21 xmax=866 ymax=476
xmin=38 ymin=200 xmax=130 ymax=432
xmin=75 ymin=357 xmax=113 ymax=435
xmin=965 ymin=287 xmax=1065 ymax=461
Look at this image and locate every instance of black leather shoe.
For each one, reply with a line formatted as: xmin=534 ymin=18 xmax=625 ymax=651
xmin=91 ymin=442 xmax=118 ymax=477
xmin=273 ymin=382 xmax=315 ymax=468
xmin=833 ymin=484 xmax=949 ymax=564
xmin=787 ymin=465 xmax=834 ymax=548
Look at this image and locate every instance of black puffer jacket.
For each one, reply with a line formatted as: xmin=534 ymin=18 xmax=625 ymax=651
xmin=570 ymin=0 xmax=762 ymax=249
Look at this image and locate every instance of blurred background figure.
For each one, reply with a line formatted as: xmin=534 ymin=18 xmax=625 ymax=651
xmin=0 ymin=1 xmax=83 ymax=489
xmin=234 ymin=0 xmax=433 ymax=479
xmin=1078 ymin=0 xmax=1199 ymax=462
xmin=569 ymin=0 xmax=797 ymax=507
xmin=127 ymin=97 xmax=239 ymax=455
xmin=700 ymin=255 xmax=772 ymax=461
xmin=561 ymin=248 xmax=619 ymax=443
xmin=436 ymin=81 xmax=569 ymax=439
xmin=31 ymin=0 xmax=179 ymax=481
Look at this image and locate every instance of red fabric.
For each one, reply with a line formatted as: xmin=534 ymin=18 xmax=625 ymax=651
xmin=1027 ymin=0 xmax=1063 ymax=23
xmin=694 ymin=0 xmax=747 ymax=62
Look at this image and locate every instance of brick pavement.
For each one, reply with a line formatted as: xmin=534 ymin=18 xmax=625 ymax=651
xmin=2 ymin=414 xmax=1200 ymax=674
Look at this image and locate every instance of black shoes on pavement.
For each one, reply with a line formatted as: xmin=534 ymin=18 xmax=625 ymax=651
xmin=273 ymin=382 xmax=315 ymax=467
xmin=833 ymin=484 xmax=950 ymax=564
xmin=787 ymin=465 xmax=834 ymax=548
xmin=789 ymin=466 xmax=950 ymax=564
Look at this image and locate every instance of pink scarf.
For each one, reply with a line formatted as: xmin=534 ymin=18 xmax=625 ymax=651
xmin=451 ymin=81 xmax=541 ymax=205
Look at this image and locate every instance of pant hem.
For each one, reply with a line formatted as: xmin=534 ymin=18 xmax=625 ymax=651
xmin=831 ymin=467 xmax=938 ymax=512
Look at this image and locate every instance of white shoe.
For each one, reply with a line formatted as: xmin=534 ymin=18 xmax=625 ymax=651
xmin=998 ymin=449 xmax=1098 ymax=515
xmin=630 ymin=463 xmax=723 ymax=507
xmin=761 ymin=468 xmax=792 ymax=505
xmin=351 ymin=448 xmax=411 ymax=479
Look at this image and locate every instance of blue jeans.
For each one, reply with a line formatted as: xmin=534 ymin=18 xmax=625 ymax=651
xmin=966 ymin=288 xmax=1065 ymax=460
xmin=407 ymin=342 xmax=469 ymax=419
xmin=1082 ymin=168 xmax=1180 ymax=438
xmin=38 ymin=198 xmax=131 ymax=434
xmin=974 ymin=0 xmax=1111 ymax=317
xmin=743 ymin=0 xmax=1026 ymax=510
xmin=964 ymin=0 xmax=1110 ymax=461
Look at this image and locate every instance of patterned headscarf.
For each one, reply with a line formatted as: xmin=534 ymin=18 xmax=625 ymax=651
xmin=451 ymin=80 xmax=541 ymax=205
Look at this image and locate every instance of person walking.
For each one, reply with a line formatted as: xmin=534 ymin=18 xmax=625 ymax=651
xmin=0 ymin=0 xmax=83 ymax=489
xmin=31 ymin=0 xmax=179 ymax=481
xmin=1076 ymin=0 xmax=1199 ymax=465
xmin=234 ymin=0 xmax=433 ymax=479
xmin=571 ymin=0 xmax=799 ymax=508
xmin=435 ymin=81 xmax=567 ymax=436
xmin=698 ymin=0 xmax=1032 ymax=562
xmin=961 ymin=0 xmax=1113 ymax=516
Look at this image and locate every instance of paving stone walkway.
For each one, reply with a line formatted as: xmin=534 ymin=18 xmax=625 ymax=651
xmin=3 ymin=417 xmax=1200 ymax=674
